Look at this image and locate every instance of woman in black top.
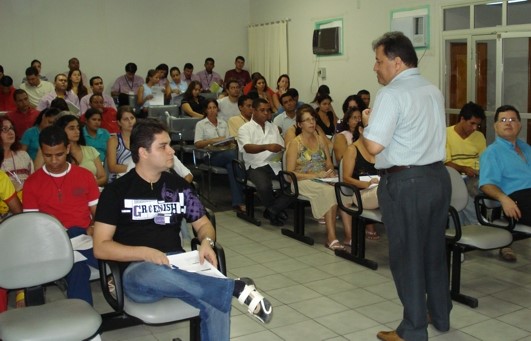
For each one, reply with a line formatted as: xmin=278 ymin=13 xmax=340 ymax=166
xmin=315 ymin=94 xmax=339 ymax=137
xmin=181 ymin=80 xmax=205 ymax=118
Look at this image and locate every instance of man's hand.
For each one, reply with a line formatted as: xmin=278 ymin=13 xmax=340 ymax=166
xmin=461 ymin=166 xmax=478 ymax=178
xmin=143 ymin=247 xmax=170 ymax=266
xmin=199 ymin=240 xmax=218 ymax=268
xmin=266 ymin=144 xmax=283 ymax=153
xmin=362 ymin=108 xmax=371 ymax=127
xmin=500 ymin=195 xmax=522 ymax=221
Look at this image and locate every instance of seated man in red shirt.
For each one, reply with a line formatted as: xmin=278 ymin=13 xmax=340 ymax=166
xmin=7 ymin=89 xmax=40 ymax=138
xmin=23 ymin=126 xmax=100 ymax=305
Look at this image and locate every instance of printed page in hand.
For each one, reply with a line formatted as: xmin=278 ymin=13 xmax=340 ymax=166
xmin=167 ymin=250 xmax=226 ymax=278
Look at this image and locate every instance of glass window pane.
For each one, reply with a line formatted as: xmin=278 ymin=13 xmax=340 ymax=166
xmin=502 ymin=37 xmax=530 ymax=117
xmin=443 ymin=7 xmax=470 ymax=31
xmin=474 ymin=4 xmax=502 ymax=28
xmin=445 ymin=39 xmax=468 ymax=110
xmin=508 ymin=0 xmax=531 ymax=25
xmin=474 ymin=39 xmax=497 ymax=112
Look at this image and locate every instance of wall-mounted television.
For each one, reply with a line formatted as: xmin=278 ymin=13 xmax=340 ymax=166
xmin=312 ymin=27 xmax=340 ymax=55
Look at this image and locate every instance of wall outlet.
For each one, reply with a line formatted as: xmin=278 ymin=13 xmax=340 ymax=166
xmin=318 ymin=67 xmax=326 ymax=79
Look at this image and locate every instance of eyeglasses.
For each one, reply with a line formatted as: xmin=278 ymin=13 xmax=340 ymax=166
xmin=498 ymin=117 xmax=519 ymax=123
xmin=301 ymin=117 xmax=316 ymax=123
xmin=1 ymin=126 xmax=14 ymax=133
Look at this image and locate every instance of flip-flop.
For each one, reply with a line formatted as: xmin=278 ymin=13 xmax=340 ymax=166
xmin=499 ymin=247 xmax=517 ymax=262
xmin=325 ymin=239 xmax=345 ymax=251
xmin=365 ymin=230 xmax=380 ymax=240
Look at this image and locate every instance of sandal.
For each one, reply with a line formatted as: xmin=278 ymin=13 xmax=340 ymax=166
xmin=233 ymin=205 xmax=247 ymax=213
xmin=325 ymin=239 xmax=345 ymax=251
xmin=237 ymin=277 xmax=272 ymax=324
xmin=499 ymin=247 xmax=517 ymax=262
xmin=365 ymin=230 xmax=380 ymax=240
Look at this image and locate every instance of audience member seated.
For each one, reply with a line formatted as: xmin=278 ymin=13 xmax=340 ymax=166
xmin=333 ymin=107 xmax=362 ymax=164
xmin=357 ymin=89 xmax=371 ymax=108
xmin=0 ymin=76 xmax=16 ymax=112
xmin=249 ymin=75 xmax=275 ymax=111
xmin=107 ymin=106 xmax=135 ymax=182
xmin=80 ymin=76 xmax=117 ymax=114
xmin=272 ymin=74 xmax=290 ymax=112
xmin=165 ymin=66 xmax=187 ymax=104
xmin=23 ymin=125 xmax=100 ymax=305
xmin=82 ymin=94 xmax=119 ymax=134
xmin=65 ymin=57 xmax=89 ymax=86
xmin=0 ymin=117 xmax=32 ymax=220
xmin=37 ymin=73 xmax=80 ymax=112
xmin=275 ymin=88 xmax=304 ymax=115
xmin=340 ymin=94 xmax=367 ymax=125
xmin=224 ymin=56 xmax=251 ymax=89
xmin=93 ymin=119 xmax=272 ymax=341
xmin=445 ymin=101 xmax=486 ymax=225
xmin=243 ymin=72 xmax=262 ymax=95
xmin=238 ymin=98 xmax=293 ymax=226
xmin=137 ymin=69 xmax=160 ymax=118
xmin=49 ymin=97 xmax=70 ymax=112
xmin=67 ymin=69 xmax=89 ymax=102
xmin=20 ymin=108 xmax=61 ymax=160
xmin=0 ymin=143 xmax=23 ymax=313
xmin=228 ymin=95 xmax=253 ymax=137
xmin=218 ymin=79 xmax=241 ymax=122
xmin=285 ymin=105 xmax=351 ymax=250
xmin=155 ymin=63 xmax=169 ymax=88
xmin=83 ymin=109 xmax=111 ymax=163
xmin=479 ymin=105 xmax=531 ymax=262
xmin=310 ymin=85 xmax=336 ymax=115
xmin=21 ymin=59 xmax=49 ymax=82
xmin=181 ymin=62 xmax=199 ymax=86
xmin=0 ymin=143 xmax=24 ymax=313
xmin=272 ymin=92 xmax=297 ymax=137
xmin=111 ymin=62 xmax=144 ymax=103
xmin=315 ymin=94 xmax=338 ymax=137
xmin=19 ymin=66 xmax=54 ymax=108
xmin=34 ymin=115 xmax=107 ymax=186
xmin=194 ymin=99 xmax=244 ymax=212
xmin=341 ymin=121 xmax=380 ymax=240
xmin=181 ymin=80 xmax=206 ymax=118
xmin=196 ymin=57 xmax=223 ymax=93
xmin=7 ymin=89 xmax=40 ymax=138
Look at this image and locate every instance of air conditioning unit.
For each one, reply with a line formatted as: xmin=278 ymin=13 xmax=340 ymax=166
xmin=391 ymin=15 xmax=428 ymax=48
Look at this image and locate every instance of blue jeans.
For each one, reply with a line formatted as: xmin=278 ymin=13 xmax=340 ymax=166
xmin=66 ymin=227 xmax=98 ymax=305
xmin=123 ymin=261 xmax=235 ymax=341
xmin=208 ymin=149 xmax=244 ymax=207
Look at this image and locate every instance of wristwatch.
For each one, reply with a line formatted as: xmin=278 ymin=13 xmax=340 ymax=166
xmin=204 ymin=237 xmax=215 ymax=248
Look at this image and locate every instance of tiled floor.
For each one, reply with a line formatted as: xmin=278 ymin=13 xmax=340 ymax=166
xmin=94 ymin=208 xmax=531 ymax=341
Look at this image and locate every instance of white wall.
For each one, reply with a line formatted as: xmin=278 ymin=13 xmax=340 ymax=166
xmin=249 ymin=0 xmax=447 ymax=113
xmin=0 ymin=0 xmax=250 ymax=92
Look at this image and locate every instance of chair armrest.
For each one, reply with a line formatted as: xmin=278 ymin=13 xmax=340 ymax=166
xmin=334 ymin=182 xmax=363 ymax=217
xmin=474 ymin=194 xmax=515 ymax=231
xmin=98 ymin=260 xmax=125 ymax=312
xmin=232 ymin=159 xmax=247 ymax=186
xmin=278 ymin=170 xmax=299 ymax=198
xmin=447 ymin=205 xmax=462 ymax=243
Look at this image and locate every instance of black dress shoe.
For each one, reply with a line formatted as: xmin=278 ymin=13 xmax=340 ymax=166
xmin=278 ymin=210 xmax=288 ymax=222
xmin=263 ymin=209 xmax=284 ymax=226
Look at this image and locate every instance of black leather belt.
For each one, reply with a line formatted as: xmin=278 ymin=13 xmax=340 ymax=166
xmin=378 ymin=162 xmax=442 ymax=176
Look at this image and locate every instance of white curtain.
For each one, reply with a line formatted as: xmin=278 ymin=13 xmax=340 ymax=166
xmin=248 ymin=21 xmax=288 ymax=87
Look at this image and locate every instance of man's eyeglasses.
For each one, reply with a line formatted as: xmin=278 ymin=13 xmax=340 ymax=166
xmin=1 ymin=126 xmax=14 ymax=133
xmin=498 ymin=117 xmax=519 ymax=123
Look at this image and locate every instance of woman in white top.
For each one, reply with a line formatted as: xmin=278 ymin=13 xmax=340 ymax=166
xmin=194 ymin=99 xmax=244 ymax=211
xmin=137 ymin=69 xmax=160 ymax=117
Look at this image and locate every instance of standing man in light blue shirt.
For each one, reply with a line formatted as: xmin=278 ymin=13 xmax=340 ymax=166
xmin=363 ymin=32 xmax=451 ymax=341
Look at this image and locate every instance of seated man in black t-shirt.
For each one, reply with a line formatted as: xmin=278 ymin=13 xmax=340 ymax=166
xmin=93 ymin=119 xmax=272 ymax=340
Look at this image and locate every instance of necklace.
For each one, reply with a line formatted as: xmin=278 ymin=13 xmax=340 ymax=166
xmin=125 ymin=75 xmax=134 ymax=90
xmin=50 ymin=172 xmax=68 ymax=202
